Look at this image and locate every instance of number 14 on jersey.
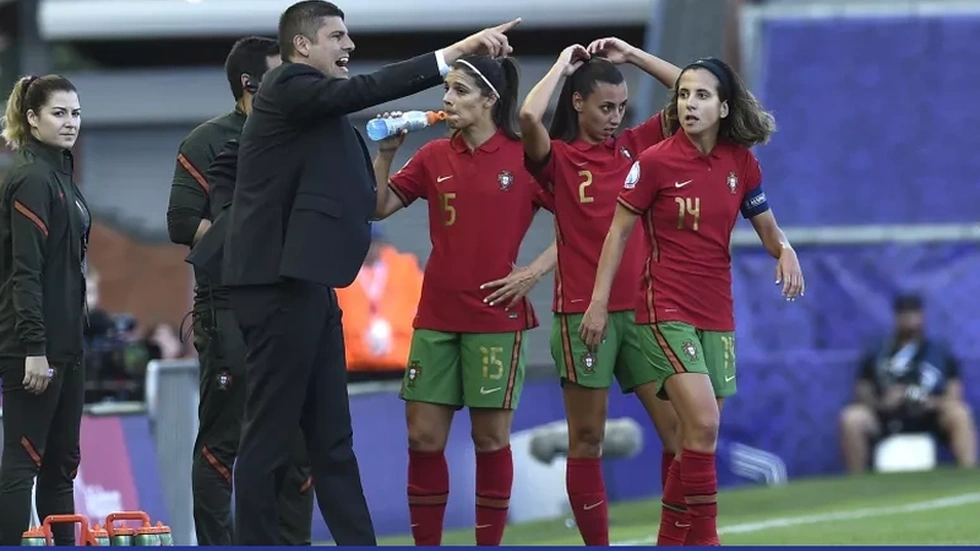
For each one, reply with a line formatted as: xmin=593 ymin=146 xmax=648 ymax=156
xmin=675 ymin=196 xmax=700 ymax=231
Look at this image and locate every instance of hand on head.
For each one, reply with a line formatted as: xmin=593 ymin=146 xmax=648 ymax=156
xmin=558 ymin=44 xmax=590 ymax=76
xmin=585 ymin=37 xmax=635 ymax=64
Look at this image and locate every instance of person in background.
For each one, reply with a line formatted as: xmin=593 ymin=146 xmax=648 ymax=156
xmin=0 ymin=74 xmax=88 ymax=546
xmin=166 ymin=36 xmax=314 ymax=546
xmin=142 ymin=322 xmax=187 ymax=361
xmin=336 ymin=224 xmax=423 ymax=378
xmin=840 ymin=294 xmax=977 ymax=473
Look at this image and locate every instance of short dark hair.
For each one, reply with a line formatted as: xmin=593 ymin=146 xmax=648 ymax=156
xmin=225 ymin=36 xmax=279 ymax=101
xmin=278 ymin=1 xmax=345 ymax=62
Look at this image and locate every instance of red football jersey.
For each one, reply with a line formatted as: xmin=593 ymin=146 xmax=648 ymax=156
xmin=526 ymin=112 xmax=668 ymax=314
xmin=618 ymin=131 xmax=767 ymax=331
xmin=389 ymin=131 xmax=553 ymax=333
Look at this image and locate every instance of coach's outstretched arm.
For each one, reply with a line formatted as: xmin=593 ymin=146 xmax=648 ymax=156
xmin=279 ymin=18 xmax=521 ymax=121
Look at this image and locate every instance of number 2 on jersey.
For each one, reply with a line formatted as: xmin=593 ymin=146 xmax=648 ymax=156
xmin=674 ymin=196 xmax=700 ymax=231
xmin=480 ymin=346 xmax=504 ymax=380
xmin=578 ymin=170 xmax=594 ymax=204
xmin=440 ymin=192 xmax=457 ymax=226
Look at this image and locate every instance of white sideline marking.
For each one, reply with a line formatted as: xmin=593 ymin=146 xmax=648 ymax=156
xmin=612 ymin=492 xmax=980 ymax=545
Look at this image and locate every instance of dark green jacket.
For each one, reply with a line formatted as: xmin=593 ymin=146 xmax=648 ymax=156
xmin=166 ymin=107 xmax=245 ymax=308
xmin=0 ymin=139 xmax=90 ymax=363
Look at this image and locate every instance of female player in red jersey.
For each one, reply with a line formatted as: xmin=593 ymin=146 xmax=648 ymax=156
xmin=582 ymin=57 xmax=805 ymax=546
xmin=372 ymin=55 xmax=556 ymax=547
xmin=519 ymin=37 xmax=683 ymax=546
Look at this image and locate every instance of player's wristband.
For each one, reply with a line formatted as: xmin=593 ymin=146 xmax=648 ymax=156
xmin=434 ymin=50 xmax=451 ymax=77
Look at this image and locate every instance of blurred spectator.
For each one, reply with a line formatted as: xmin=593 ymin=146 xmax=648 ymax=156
xmin=336 ymin=224 xmax=422 ymax=381
xmin=839 ymin=294 xmax=977 ymax=473
xmin=84 ymin=268 xmax=115 ymax=341
xmin=82 ymin=269 xmax=155 ymax=403
xmin=142 ymin=322 xmax=187 ymax=361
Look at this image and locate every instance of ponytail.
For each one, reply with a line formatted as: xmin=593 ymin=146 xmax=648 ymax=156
xmin=493 ymin=57 xmax=521 ymax=140
xmin=1 ymin=76 xmax=34 ymax=150
xmin=1 ymin=74 xmax=78 ymax=151
xmin=452 ymin=55 xmax=521 ymax=140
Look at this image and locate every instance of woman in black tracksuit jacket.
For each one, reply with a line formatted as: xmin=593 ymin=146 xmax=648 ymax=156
xmin=0 ymin=74 xmax=89 ymax=546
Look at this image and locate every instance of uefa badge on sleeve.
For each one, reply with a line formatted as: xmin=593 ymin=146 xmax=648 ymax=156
xmin=727 ymin=171 xmax=738 ymax=194
xmin=497 ymin=170 xmax=513 ymax=191
xmin=624 ymin=161 xmax=640 ymax=189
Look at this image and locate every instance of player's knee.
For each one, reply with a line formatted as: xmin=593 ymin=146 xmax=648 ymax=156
xmin=567 ymin=424 xmax=604 ymax=458
xmin=407 ymin=426 xmax=448 ymax=452
xmin=840 ymin=403 xmax=874 ymax=433
xmin=471 ymin=427 xmax=510 ymax=453
xmin=683 ymin=409 xmax=720 ymax=452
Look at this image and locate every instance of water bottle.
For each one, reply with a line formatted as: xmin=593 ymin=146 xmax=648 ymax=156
xmin=91 ymin=524 xmax=111 ymax=547
xmin=366 ymin=110 xmax=445 ymax=141
xmin=153 ymin=522 xmax=174 ymax=546
xmin=134 ymin=526 xmax=160 ymax=546
xmin=20 ymin=526 xmax=50 ymax=546
xmin=109 ymin=527 xmax=135 ymax=546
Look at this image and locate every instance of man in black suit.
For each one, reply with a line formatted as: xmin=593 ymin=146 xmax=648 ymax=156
xmin=221 ymin=0 xmax=521 ymax=545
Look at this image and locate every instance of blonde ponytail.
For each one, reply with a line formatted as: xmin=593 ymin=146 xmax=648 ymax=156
xmin=1 ymin=76 xmax=34 ymax=151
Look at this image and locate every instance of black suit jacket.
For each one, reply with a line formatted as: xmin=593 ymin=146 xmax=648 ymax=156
xmin=222 ymin=55 xmax=443 ymax=289
xmin=184 ymin=139 xmax=239 ymax=277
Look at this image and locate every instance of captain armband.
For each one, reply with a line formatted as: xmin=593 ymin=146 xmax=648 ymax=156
xmin=740 ymin=186 xmax=770 ymax=219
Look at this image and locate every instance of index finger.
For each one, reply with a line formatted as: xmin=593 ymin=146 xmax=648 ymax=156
xmin=494 ymin=18 xmax=522 ymax=32
xmin=479 ymin=277 xmax=510 ymax=290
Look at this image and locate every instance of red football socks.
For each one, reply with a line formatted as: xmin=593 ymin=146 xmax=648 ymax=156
xmin=566 ymin=457 xmax=610 ymax=546
xmin=680 ymin=449 xmax=719 ymax=546
xmin=475 ymin=446 xmax=513 ymax=546
xmin=407 ymin=449 xmax=449 ymax=546
xmin=661 ymin=450 xmax=674 ymax=489
xmin=657 ymin=458 xmax=689 ymax=545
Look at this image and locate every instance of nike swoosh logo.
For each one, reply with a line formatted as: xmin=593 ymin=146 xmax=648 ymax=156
xmin=437 ymin=175 xmax=453 ymax=182
xmin=480 ymin=387 xmax=501 ymax=395
xmin=675 ymin=179 xmax=693 ymax=188
xmin=725 ymin=375 xmax=736 ymax=382
xmin=583 ymin=500 xmax=604 ymax=510
xmin=476 ymin=524 xmax=492 ymax=529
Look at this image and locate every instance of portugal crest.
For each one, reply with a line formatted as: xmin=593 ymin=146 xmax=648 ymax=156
xmin=726 ymin=171 xmax=738 ymax=194
xmin=216 ymin=371 xmax=232 ymax=390
xmin=581 ymin=352 xmax=596 ymax=374
xmin=497 ymin=170 xmax=514 ymax=191
xmin=681 ymin=341 xmax=699 ymax=362
xmin=406 ymin=360 xmax=422 ymax=387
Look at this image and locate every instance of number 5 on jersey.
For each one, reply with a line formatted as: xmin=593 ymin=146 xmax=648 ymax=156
xmin=675 ymin=196 xmax=700 ymax=231
xmin=440 ymin=192 xmax=457 ymax=226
